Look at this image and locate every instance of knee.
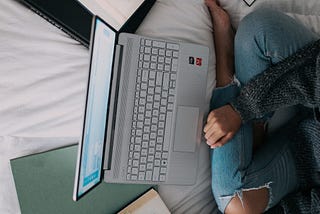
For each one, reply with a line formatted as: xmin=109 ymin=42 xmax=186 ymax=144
xmin=235 ymin=8 xmax=281 ymax=52
xmin=225 ymin=188 xmax=270 ymax=214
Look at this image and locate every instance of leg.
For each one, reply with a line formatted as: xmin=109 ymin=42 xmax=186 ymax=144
xmin=211 ymin=8 xmax=318 ymax=213
xmin=211 ymin=117 xmax=298 ymax=213
xmin=235 ymin=8 xmax=319 ymax=84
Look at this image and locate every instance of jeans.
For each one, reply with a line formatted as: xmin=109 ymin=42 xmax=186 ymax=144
xmin=210 ymin=9 xmax=319 ymax=213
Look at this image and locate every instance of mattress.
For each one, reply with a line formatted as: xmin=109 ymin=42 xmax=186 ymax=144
xmin=1 ymin=0 xmax=320 ymax=213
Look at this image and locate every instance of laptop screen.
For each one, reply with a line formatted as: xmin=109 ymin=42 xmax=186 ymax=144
xmin=75 ymin=17 xmax=116 ymax=199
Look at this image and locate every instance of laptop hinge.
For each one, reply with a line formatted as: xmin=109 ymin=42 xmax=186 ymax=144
xmin=104 ymin=44 xmax=124 ymax=170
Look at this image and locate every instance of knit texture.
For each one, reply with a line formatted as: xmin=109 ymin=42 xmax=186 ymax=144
xmin=230 ymin=39 xmax=320 ymax=123
xmin=266 ymin=116 xmax=320 ymax=214
xmin=228 ymin=38 xmax=320 ymax=213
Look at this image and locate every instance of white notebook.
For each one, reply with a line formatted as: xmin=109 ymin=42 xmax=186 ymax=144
xmin=118 ymin=189 xmax=170 ymax=214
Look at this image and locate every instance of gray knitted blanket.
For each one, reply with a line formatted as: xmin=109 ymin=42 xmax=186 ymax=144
xmin=230 ymin=39 xmax=320 ymax=123
xmin=228 ymin=39 xmax=320 ymax=213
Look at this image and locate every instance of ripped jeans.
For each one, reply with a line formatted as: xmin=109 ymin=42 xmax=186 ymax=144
xmin=210 ymin=9 xmax=319 ymax=212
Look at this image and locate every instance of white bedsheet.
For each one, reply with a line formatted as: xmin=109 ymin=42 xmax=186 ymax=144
xmin=1 ymin=0 xmax=320 ymax=213
xmin=0 ymin=0 xmax=216 ymax=213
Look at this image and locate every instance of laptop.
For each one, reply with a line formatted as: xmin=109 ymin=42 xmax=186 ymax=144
xmin=20 ymin=0 xmax=155 ymax=47
xmin=73 ymin=16 xmax=209 ymax=201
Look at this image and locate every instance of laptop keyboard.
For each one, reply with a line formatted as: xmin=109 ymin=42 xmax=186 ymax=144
xmin=126 ymin=38 xmax=179 ymax=182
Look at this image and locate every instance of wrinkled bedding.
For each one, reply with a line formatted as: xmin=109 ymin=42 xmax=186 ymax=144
xmin=1 ymin=0 xmax=320 ymax=213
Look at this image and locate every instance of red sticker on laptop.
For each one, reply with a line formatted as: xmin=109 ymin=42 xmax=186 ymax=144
xmin=196 ymin=58 xmax=202 ymax=66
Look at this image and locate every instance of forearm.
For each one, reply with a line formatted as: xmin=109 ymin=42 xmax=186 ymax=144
xmin=213 ymin=27 xmax=235 ymax=87
xmin=230 ymin=40 xmax=320 ymax=123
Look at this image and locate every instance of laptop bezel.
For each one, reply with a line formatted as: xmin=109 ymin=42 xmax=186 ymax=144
xmin=73 ymin=16 xmax=119 ymax=201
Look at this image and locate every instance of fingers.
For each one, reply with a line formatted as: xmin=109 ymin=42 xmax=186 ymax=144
xmin=210 ymin=133 xmax=233 ymax=149
xmin=206 ymin=128 xmax=224 ymax=146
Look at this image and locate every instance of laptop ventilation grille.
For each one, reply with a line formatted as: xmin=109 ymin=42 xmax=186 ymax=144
xmin=114 ymin=38 xmax=134 ymax=179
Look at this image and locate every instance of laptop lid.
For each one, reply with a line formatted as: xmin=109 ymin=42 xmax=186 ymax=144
xmin=73 ymin=17 xmax=117 ymax=201
xmin=20 ymin=0 xmax=155 ymax=47
xmin=21 ymin=0 xmax=92 ymax=47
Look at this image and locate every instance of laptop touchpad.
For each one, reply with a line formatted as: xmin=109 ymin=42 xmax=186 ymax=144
xmin=173 ymin=106 xmax=199 ymax=153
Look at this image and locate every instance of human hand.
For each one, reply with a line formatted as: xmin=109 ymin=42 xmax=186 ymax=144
xmin=203 ymin=105 xmax=242 ymax=148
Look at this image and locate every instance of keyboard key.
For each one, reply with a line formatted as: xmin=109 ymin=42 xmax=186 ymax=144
xmin=143 ymin=62 xmax=150 ymax=69
xmin=151 ymin=55 xmax=157 ymax=62
xmin=133 ymin=152 xmax=140 ymax=159
xmin=148 ymin=148 xmax=155 ymax=155
xmin=162 ymin=152 xmax=169 ymax=159
xmin=165 ymin=58 xmax=171 ymax=64
xmin=131 ymin=175 xmax=138 ymax=180
xmin=139 ymin=165 xmax=146 ymax=171
xmin=148 ymin=79 xmax=155 ymax=87
xmin=157 ymin=137 xmax=163 ymax=144
xmin=158 ymin=129 xmax=164 ymax=136
xmin=132 ymin=168 xmax=138 ymax=175
xmin=151 ymin=125 xmax=157 ymax=132
xmin=159 ymin=121 xmax=165 ymax=128
xmin=168 ymin=96 xmax=175 ymax=103
xmin=145 ymin=39 xmax=152 ymax=46
xmin=153 ymin=102 xmax=160 ymax=109
xmin=150 ymin=132 xmax=157 ymax=139
xmin=166 ymin=43 xmax=179 ymax=50
xmin=147 ymin=158 xmax=154 ymax=164
xmin=161 ymin=160 xmax=168 ymax=166
xmin=155 ymin=86 xmax=161 ymax=94
xmin=165 ymin=50 xmax=172 ymax=57
xmin=150 ymin=140 xmax=156 ymax=147
xmin=161 ymin=91 xmax=168 ymax=98
xmin=134 ymin=144 xmax=141 ymax=151
xmin=141 ymin=149 xmax=148 ymax=156
xmin=146 ymin=103 xmax=152 ymax=110
xmin=142 ymin=70 xmax=148 ymax=81
xmin=142 ymin=141 xmax=148 ymax=148
xmin=149 ymin=70 xmax=156 ymax=79
xmin=141 ymin=157 xmax=147 ymax=164
xmin=156 ymin=144 xmax=162 ymax=151
xmin=146 ymin=171 xmax=152 ymax=180
xmin=133 ymin=160 xmax=139 ymax=167
xmin=160 ymin=167 xmax=167 ymax=174
xmin=158 ymin=56 xmax=165 ymax=63
xmin=152 ymin=41 xmax=165 ymax=48
xmin=163 ymin=73 xmax=170 ymax=89
xmin=145 ymin=47 xmax=151 ymax=54
xmin=173 ymin=51 xmax=179 ymax=58
xmin=156 ymin=72 xmax=163 ymax=86
xmin=144 ymin=54 xmax=150 ymax=61
xmin=138 ymin=172 xmax=145 ymax=181
xmin=151 ymin=48 xmax=158 ymax=55
xmin=159 ymin=175 xmax=166 ymax=182
xmin=157 ymin=64 xmax=164 ymax=70
xmin=163 ymin=112 xmax=173 ymax=151
xmin=155 ymin=94 xmax=161 ymax=101
xmin=146 ymin=110 xmax=152 ymax=117
xmin=145 ymin=118 xmax=151 ymax=125
xmin=159 ymin=49 xmax=165 ymax=56
xmin=152 ymin=167 xmax=160 ymax=181
xmin=154 ymin=159 xmax=161 ymax=166
xmin=159 ymin=114 xmax=166 ymax=121
xmin=150 ymin=63 xmax=157 ymax=70
xmin=164 ymin=65 xmax=170 ymax=72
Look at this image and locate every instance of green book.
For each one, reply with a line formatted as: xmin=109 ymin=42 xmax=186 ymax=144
xmin=11 ymin=145 xmax=153 ymax=214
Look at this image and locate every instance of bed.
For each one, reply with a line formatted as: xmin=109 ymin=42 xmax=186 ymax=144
xmin=1 ymin=0 xmax=320 ymax=213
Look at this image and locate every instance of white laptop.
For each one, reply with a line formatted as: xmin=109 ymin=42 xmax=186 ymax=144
xmin=73 ymin=16 xmax=209 ymax=201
